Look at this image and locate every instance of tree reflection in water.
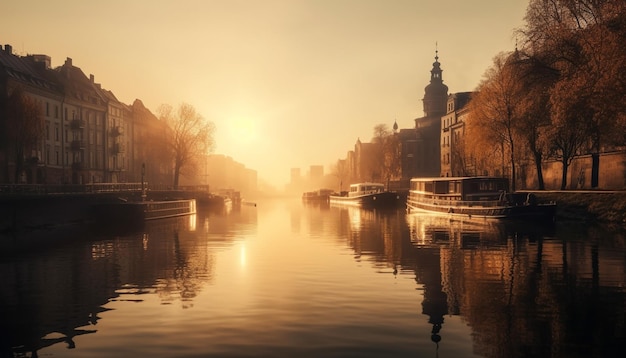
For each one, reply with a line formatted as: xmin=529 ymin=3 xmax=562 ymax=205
xmin=331 ymin=205 xmax=626 ymax=357
xmin=1 ymin=201 xmax=625 ymax=357
xmin=0 ymin=204 xmax=253 ymax=356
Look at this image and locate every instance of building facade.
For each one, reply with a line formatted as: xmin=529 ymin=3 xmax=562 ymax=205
xmin=0 ymin=44 xmax=171 ymax=185
xmin=440 ymin=92 xmax=472 ymax=177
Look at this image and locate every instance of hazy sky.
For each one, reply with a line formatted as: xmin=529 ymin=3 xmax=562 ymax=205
xmin=1 ymin=0 xmax=528 ymax=187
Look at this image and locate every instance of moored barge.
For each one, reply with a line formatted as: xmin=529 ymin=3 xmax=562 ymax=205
xmin=329 ymin=182 xmax=403 ymax=208
xmin=91 ymin=199 xmax=197 ymax=226
xmin=406 ymin=176 xmax=556 ymax=220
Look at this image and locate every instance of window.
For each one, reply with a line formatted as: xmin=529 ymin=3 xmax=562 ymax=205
xmin=55 ymin=105 xmax=59 ymax=118
xmin=46 ymin=102 xmax=49 ymax=116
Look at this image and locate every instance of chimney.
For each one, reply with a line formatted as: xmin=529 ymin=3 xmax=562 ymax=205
xmin=90 ymin=74 xmax=94 ymax=83
xmin=65 ymin=57 xmax=72 ymax=67
xmin=5 ymin=44 xmax=12 ymax=55
xmin=31 ymin=54 xmax=51 ymax=69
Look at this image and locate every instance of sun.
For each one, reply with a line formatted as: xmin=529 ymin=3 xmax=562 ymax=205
xmin=230 ymin=117 xmax=258 ymax=144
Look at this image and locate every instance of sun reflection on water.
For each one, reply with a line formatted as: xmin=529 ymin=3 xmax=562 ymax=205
xmin=240 ymin=243 xmax=247 ymax=268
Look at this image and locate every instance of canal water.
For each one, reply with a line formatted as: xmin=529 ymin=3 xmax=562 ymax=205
xmin=1 ymin=198 xmax=625 ymax=358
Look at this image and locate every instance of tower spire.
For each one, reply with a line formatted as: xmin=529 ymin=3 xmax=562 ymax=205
xmin=421 ymin=43 xmax=448 ymax=117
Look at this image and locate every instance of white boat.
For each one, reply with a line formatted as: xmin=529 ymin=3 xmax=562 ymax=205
xmin=406 ymin=176 xmax=556 ymax=220
xmin=329 ymin=182 xmax=404 ymax=208
xmin=142 ymin=199 xmax=197 ymax=220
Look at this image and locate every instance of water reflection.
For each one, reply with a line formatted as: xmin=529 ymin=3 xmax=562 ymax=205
xmin=0 ymin=205 xmax=256 ymax=357
xmin=1 ymin=200 xmax=625 ymax=357
xmin=323 ymin=205 xmax=626 ymax=357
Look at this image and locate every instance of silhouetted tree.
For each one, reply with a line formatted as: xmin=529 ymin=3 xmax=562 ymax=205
xmin=509 ymin=52 xmax=559 ymax=190
xmin=158 ymin=103 xmax=215 ymax=188
xmin=547 ymin=81 xmax=594 ymax=189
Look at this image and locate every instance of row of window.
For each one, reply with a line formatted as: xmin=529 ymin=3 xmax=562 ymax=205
xmin=41 ymin=146 xmax=125 ymax=170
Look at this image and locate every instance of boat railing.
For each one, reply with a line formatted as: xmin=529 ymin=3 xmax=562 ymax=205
xmin=412 ymin=197 xmax=506 ymax=208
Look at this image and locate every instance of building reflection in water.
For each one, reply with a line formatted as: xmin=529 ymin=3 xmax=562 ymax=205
xmin=326 ymin=205 xmax=626 ymax=357
xmin=0 ymin=204 xmax=256 ymax=357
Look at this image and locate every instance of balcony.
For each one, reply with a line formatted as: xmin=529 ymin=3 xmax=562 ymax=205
xmin=70 ymin=119 xmax=85 ymax=130
xmin=71 ymin=140 xmax=85 ymax=151
xmin=110 ymin=126 xmax=124 ymax=136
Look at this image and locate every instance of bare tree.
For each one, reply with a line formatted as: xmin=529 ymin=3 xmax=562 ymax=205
xmin=371 ymin=124 xmax=401 ymax=187
xmin=331 ymin=159 xmax=349 ymax=193
xmin=467 ymin=53 xmax=524 ymax=191
xmin=158 ymin=103 xmax=216 ymax=188
xmin=1 ymin=87 xmax=44 ymax=183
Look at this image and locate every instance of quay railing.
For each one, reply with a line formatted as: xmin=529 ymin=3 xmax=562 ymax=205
xmin=0 ymin=183 xmax=211 ymax=195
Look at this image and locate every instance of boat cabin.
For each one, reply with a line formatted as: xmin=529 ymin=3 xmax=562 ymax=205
xmin=348 ymin=182 xmax=386 ymax=197
xmin=410 ymin=177 xmax=509 ymax=202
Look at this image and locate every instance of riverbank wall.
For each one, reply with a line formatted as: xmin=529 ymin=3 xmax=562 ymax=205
xmin=532 ymin=191 xmax=626 ymax=225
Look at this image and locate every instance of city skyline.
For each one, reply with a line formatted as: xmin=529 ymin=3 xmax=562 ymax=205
xmin=1 ymin=0 xmax=529 ymax=187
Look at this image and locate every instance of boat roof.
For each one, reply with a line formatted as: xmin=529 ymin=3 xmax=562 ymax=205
xmin=350 ymin=182 xmax=385 ymax=186
xmin=410 ymin=176 xmax=507 ymax=182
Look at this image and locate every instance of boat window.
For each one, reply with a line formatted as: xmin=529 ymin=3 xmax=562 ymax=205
xmin=477 ymin=180 xmax=507 ymax=192
xmin=434 ymin=181 xmax=447 ymax=194
xmin=448 ymin=181 xmax=460 ymax=193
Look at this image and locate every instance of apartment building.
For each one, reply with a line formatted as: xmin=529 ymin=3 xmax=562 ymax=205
xmin=440 ymin=92 xmax=472 ymax=177
xmin=0 ymin=44 xmax=163 ymax=185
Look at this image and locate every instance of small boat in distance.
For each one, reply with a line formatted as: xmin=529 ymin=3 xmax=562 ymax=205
xmin=406 ymin=176 xmax=556 ymax=220
xmin=302 ymin=189 xmax=334 ymax=204
xmin=329 ymin=182 xmax=403 ymax=208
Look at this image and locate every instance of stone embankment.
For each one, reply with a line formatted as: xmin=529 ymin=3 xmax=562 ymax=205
xmin=532 ymin=190 xmax=626 ymax=225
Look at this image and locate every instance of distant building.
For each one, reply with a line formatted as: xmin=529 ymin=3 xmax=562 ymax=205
xmin=353 ymin=138 xmax=380 ymax=182
xmin=309 ymin=165 xmax=323 ymax=180
xmin=183 ymin=154 xmax=257 ymax=197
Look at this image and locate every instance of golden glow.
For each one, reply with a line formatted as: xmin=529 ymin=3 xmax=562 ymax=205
xmin=239 ymin=243 xmax=247 ymax=268
xmin=188 ymin=214 xmax=197 ymax=231
xmin=0 ymin=1 xmax=528 ymax=187
xmin=231 ymin=117 xmax=258 ymax=144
